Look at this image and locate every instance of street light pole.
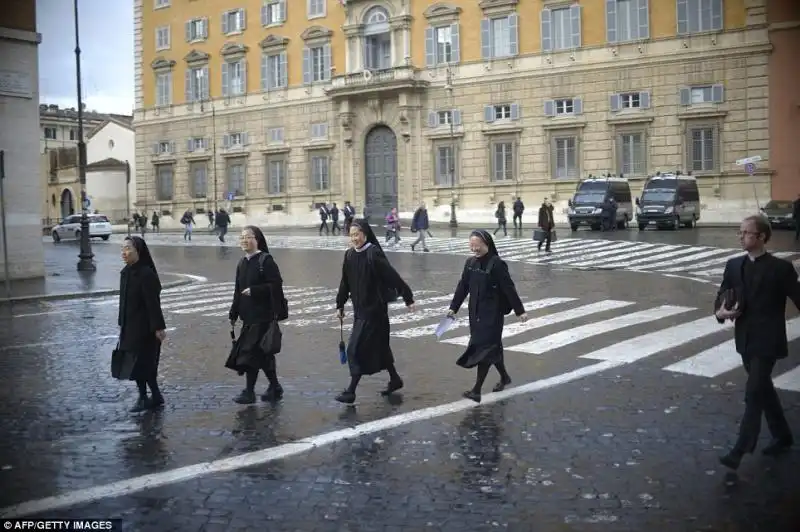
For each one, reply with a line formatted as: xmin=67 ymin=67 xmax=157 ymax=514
xmin=74 ymin=0 xmax=95 ymax=271
xmin=446 ymin=67 xmax=458 ymax=228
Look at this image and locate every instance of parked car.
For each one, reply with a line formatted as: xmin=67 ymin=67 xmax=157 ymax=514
xmin=760 ymin=200 xmax=796 ymax=229
xmin=51 ymin=214 xmax=113 ymax=242
xmin=567 ymin=175 xmax=633 ymax=231
xmin=635 ymin=172 xmax=701 ymax=230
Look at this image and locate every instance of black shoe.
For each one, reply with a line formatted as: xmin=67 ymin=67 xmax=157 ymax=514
xmin=762 ymin=438 xmax=793 ymax=456
xmin=261 ymin=385 xmax=284 ymax=402
xmin=335 ymin=390 xmax=356 ymax=404
xmin=129 ymin=397 xmax=150 ymax=413
xmin=410 ymin=244 xmax=415 ymax=251
xmin=150 ymin=394 xmax=165 ymax=408
xmin=423 ymin=248 xmax=429 ymax=252
xmin=234 ymin=389 xmax=256 ymax=404
xmin=492 ymin=377 xmax=512 ymax=392
xmin=380 ymin=378 xmax=404 ymax=396
xmin=462 ymin=390 xmax=481 ymax=403
xmin=719 ymin=450 xmax=744 ymax=470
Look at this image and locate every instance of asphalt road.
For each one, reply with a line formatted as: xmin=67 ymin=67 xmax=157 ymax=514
xmin=0 ymin=233 xmax=797 ymax=530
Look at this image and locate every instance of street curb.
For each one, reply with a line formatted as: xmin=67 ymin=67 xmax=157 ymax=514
xmin=0 ymin=278 xmax=193 ymax=305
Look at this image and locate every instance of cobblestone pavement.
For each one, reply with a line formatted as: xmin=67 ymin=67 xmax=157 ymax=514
xmin=1 ymin=244 xmax=798 ymax=529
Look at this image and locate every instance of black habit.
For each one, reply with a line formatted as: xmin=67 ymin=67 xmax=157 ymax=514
xmin=336 ymin=243 xmax=414 ymax=377
xmin=714 ymin=252 xmax=800 ymax=452
xmin=118 ymin=261 xmax=166 ymax=381
xmin=226 ymin=252 xmax=283 ymax=374
xmin=449 ymin=251 xmax=525 ymax=369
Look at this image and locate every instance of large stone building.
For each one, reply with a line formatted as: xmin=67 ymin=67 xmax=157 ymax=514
xmin=133 ymin=0 xmax=793 ymax=226
xmin=0 ymin=0 xmax=44 ymax=280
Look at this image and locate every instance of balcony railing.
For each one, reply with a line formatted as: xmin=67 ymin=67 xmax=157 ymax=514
xmin=325 ymin=65 xmax=429 ymax=98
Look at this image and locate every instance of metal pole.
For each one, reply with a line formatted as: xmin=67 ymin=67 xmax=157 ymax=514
xmin=125 ymin=160 xmax=131 ymax=236
xmin=74 ymin=0 xmax=95 ymax=271
xmin=0 ymin=151 xmax=11 ymax=299
xmin=211 ymin=102 xmax=218 ymax=211
xmin=447 ymin=67 xmax=458 ymax=228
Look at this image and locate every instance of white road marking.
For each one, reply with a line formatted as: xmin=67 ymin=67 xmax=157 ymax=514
xmin=773 ymin=365 xmax=800 ymax=392
xmin=0 ymin=327 xmax=177 ymax=351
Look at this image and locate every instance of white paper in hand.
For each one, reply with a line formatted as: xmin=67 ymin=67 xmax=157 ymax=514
xmin=435 ymin=316 xmax=457 ymax=339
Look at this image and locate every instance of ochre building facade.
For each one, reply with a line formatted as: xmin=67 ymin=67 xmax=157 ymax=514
xmin=134 ymin=0 xmax=781 ymax=226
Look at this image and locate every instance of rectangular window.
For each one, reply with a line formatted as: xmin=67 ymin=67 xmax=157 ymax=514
xmin=552 ymin=7 xmax=574 ymax=51
xmin=437 ymin=111 xmax=452 ymax=126
xmin=262 ymin=0 xmax=285 ymax=26
xmin=494 ymin=104 xmax=511 ymax=120
xmin=311 ymin=46 xmax=326 ymax=82
xmin=553 ymin=136 xmax=578 ymax=178
xmin=158 ymin=141 xmax=172 ymax=154
xmin=311 ymin=155 xmax=329 ymax=190
xmin=620 ymin=92 xmax=640 ymax=109
xmin=187 ymin=137 xmax=207 ymax=151
xmin=268 ymin=127 xmax=284 ymax=144
xmin=44 ymin=127 xmax=57 ymax=140
xmin=691 ymin=86 xmax=712 ymax=104
xmin=308 ymin=0 xmax=325 ymax=18
xmin=226 ymin=157 xmax=247 ymax=196
xmin=267 ymin=157 xmax=286 ymax=194
xmin=222 ymin=9 xmax=246 ymax=34
xmin=264 ymin=53 xmax=287 ymax=89
xmin=189 ymin=161 xmax=207 ymax=198
xmin=555 ymin=99 xmax=574 ymax=115
xmin=154 ymin=0 xmax=170 ymax=8
xmin=619 ymin=132 xmax=645 ymax=175
xmin=435 ymin=26 xmax=452 ymax=64
xmin=310 ymin=123 xmax=328 ymax=139
xmin=156 ymin=165 xmax=174 ymax=201
xmin=224 ymin=60 xmax=246 ymax=96
xmin=435 ymin=146 xmax=456 ymax=187
xmin=186 ymin=18 xmax=207 ymax=42
xmin=492 ymin=142 xmax=514 ymax=181
xmin=156 ymin=26 xmax=170 ymax=50
xmin=492 ymin=17 xmax=511 ymax=58
xmin=156 ymin=72 xmax=172 ymax=106
xmin=69 ymin=128 xmax=77 ymax=141
xmin=608 ymin=0 xmax=648 ymax=42
xmin=690 ymin=127 xmax=715 ymax=172
xmin=679 ymin=0 xmax=723 ymax=34
xmin=229 ymin=133 xmax=244 ymax=147
xmin=364 ymin=35 xmax=391 ymax=70
xmin=187 ymin=67 xmax=208 ymax=102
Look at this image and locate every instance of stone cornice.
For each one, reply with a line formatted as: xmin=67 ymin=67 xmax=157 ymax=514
xmin=677 ymin=110 xmax=728 ymax=120
xmin=150 ymin=57 xmax=176 ymax=71
xmin=482 ymin=125 xmax=523 ymax=136
xmin=260 ymin=146 xmax=291 ymax=155
xmin=184 ymin=49 xmax=210 ymax=65
xmin=301 ymin=25 xmax=333 ymax=42
xmin=424 ymin=3 xmax=462 ymax=21
xmin=542 ymin=120 xmax=587 ymax=131
xmin=260 ymin=34 xmax=290 ymax=51
xmin=479 ymin=0 xmax=518 ymax=16
xmin=606 ymin=115 xmax=655 ymax=126
xmin=220 ymin=42 xmax=249 ymax=58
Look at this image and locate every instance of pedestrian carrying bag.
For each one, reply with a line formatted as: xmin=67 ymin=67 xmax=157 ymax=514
xmin=259 ymin=321 xmax=282 ymax=356
xmin=256 ymin=253 xmax=289 ymax=321
xmin=111 ymin=342 xmax=137 ymax=380
xmin=365 ymin=247 xmax=400 ymax=303
xmin=533 ymin=228 xmax=557 ymax=242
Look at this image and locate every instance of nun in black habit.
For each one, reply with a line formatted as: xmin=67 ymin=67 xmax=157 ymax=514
xmin=118 ymin=236 xmax=167 ymax=413
xmin=448 ymin=230 xmax=527 ymax=403
xmin=335 ymin=219 xmax=415 ymax=404
xmin=226 ymin=225 xmax=285 ymax=405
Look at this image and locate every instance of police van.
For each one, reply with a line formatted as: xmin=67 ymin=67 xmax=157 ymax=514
xmin=635 ymin=172 xmax=701 ymax=230
xmin=567 ymin=174 xmax=633 ymax=231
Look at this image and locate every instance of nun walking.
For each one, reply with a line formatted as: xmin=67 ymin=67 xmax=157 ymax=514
xmin=335 ymin=219 xmax=415 ymax=404
xmin=118 ymin=236 xmax=167 ymax=413
xmin=448 ymin=230 xmax=528 ymax=403
xmin=226 ymin=226 xmax=286 ymax=404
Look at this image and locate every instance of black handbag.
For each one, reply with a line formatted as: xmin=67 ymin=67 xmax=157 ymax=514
xmin=111 ymin=343 xmax=137 ymax=380
xmin=259 ymin=321 xmax=282 ymax=356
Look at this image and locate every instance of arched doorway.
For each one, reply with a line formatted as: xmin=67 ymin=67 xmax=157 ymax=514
xmin=364 ymin=126 xmax=397 ymax=216
xmin=60 ymin=189 xmax=74 ymax=219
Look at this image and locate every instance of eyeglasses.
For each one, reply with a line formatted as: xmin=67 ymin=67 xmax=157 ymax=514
xmin=736 ymin=231 xmax=760 ymax=237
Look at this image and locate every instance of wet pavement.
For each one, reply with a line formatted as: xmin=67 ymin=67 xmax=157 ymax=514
xmin=1 ymin=241 xmax=799 ymax=530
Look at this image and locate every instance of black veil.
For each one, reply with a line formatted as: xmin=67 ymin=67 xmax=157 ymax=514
xmin=351 ymin=218 xmax=383 ymax=252
xmin=470 ymin=229 xmax=499 ymax=257
xmin=125 ymin=236 xmax=159 ymax=275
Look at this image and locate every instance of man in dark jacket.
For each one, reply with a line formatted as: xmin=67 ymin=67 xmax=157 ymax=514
xmin=411 ymin=202 xmax=430 ymax=252
xmin=330 ymin=203 xmax=341 ymax=235
xmin=343 ymin=201 xmax=355 ymax=233
xmin=215 ymin=209 xmax=231 ymax=242
xmin=318 ymin=205 xmax=329 ymax=235
xmin=537 ymin=198 xmax=555 ymax=252
xmin=714 ymin=215 xmax=799 ymax=470
xmin=512 ymin=197 xmax=525 ymax=231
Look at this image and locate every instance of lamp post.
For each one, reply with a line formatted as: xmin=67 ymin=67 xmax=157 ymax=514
xmin=125 ymin=160 xmax=131 ymax=237
xmin=74 ymin=0 xmax=95 ymax=271
xmin=198 ymin=70 xmax=218 ymax=211
xmin=446 ymin=67 xmax=458 ymax=228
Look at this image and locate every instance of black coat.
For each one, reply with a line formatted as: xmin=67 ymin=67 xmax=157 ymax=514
xmin=118 ymin=262 xmax=166 ymax=380
xmin=715 ymin=253 xmax=800 ymax=359
xmin=538 ymin=204 xmax=554 ymax=229
xmin=449 ymin=254 xmax=525 ymax=367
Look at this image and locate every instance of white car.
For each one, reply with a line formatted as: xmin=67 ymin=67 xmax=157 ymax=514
xmin=51 ymin=214 xmax=113 ymax=242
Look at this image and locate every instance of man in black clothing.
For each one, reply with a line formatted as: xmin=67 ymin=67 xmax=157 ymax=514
xmin=512 ymin=197 xmax=525 ymax=231
xmin=537 ymin=198 xmax=555 ymax=252
xmin=318 ymin=205 xmax=330 ymax=235
xmin=715 ymin=215 xmax=799 ymax=470
xmin=330 ymin=203 xmax=341 ymax=235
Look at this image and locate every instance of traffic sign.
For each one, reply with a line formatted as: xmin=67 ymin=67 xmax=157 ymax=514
xmin=744 ymin=162 xmax=756 ymax=175
xmin=736 ymin=155 xmax=762 ymax=166
xmin=225 ymin=192 xmax=234 ymax=201
xmin=82 ymin=197 xmax=91 ymax=210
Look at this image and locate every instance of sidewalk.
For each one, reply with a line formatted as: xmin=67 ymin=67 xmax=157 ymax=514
xmin=0 ymin=245 xmax=191 ymax=304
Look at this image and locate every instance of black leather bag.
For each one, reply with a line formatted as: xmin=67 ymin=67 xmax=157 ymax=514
xmin=111 ymin=343 xmax=137 ymax=380
xmin=259 ymin=321 xmax=282 ymax=356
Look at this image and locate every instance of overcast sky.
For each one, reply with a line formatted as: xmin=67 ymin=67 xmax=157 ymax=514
xmin=38 ymin=0 xmax=134 ymax=115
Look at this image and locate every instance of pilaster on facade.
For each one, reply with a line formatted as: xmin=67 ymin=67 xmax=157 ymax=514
xmin=133 ymin=0 xmax=144 ymax=111
xmin=744 ymin=0 xmax=768 ymax=27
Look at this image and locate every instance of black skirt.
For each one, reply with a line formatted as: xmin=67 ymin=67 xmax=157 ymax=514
xmin=346 ymin=315 xmax=394 ymax=377
xmin=456 ymin=342 xmax=503 ymax=369
xmin=225 ymin=322 xmax=277 ymax=374
xmin=127 ymin=343 xmax=162 ymax=381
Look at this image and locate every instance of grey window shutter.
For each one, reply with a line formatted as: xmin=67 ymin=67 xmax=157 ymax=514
xmin=610 ymin=93 xmax=621 ymax=112
xmin=711 ymin=84 xmax=724 ymax=103
xmin=676 ymin=0 xmax=688 ymax=35
xmin=185 ymin=21 xmax=192 ymax=42
xmin=451 ymin=23 xmax=460 ymax=63
xmin=302 ymin=47 xmax=311 ymax=84
xmin=221 ymin=12 xmax=229 ymax=34
xmin=261 ymin=54 xmax=268 ymax=90
xmin=606 ymin=0 xmax=617 ymax=43
xmin=639 ymin=91 xmax=651 ymax=109
xmin=260 ymin=3 xmax=267 ymax=26
xmin=570 ymin=5 xmax=582 ymax=48
xmin=202 ymin=67 xmax=209 ymax=99
xmin=711 ymin=0 xmax=722 ymax=30
xmin=223 ymin=134 xmax=230 ymax=148
xmin=187 ymin=139 xmax=194 ymax=152
xmin=428 ymin=111 xmax=437 ymax=128
xmin=544 ymin=99 xmax=555 ymax=117
xmin=323 ymin=44 xmax=331 ymax=80
xmin=242 ymin=133 xmax=249 ymax=145
xmin=202 ymin=17 xmax=208 ymax=38
xmin=184 ymin=69 xmax=193 ymax=102
xmin=508 ymin=14 xmax=519 ymax=56
xmin=679 ymin=87 xmax=691 ymax=106
xmin=510 ymin=103 xmax=520 ymax=120
xmin=170 ymin=141 xmax=176 ymax=154
xmin=637 ymin=0 xmax=650 ymax=40
xmin=204 ymin=138 xmax=209 ymax=149
xmin=573 ymin=98 xmax=583 ymax=115
xmin=240 ymin=9 xmax=246 ymax=30
xmin=279 ymin=52 xmax=288 ymax=87
xmin=221 ymin=62 xmax=229 ymax=97
xmin=425 ymin=27 xmax=435 ymax=66
xmin=240 ymin=59 xmax=247 ymax=94
xmin=453 ymin=109 xmax=462 ymax=126
xmin=541 ymin=9 xmax=552 ymax=52
xmin=152 ymin=143 xmax=159 ymax=155
xmin=484 ymin=105 xmax=495 ymax=123
xmin=480 ymin=18 xmax=491 ymax=60
xmin=278 ymin=0 xmax=286 ymax=22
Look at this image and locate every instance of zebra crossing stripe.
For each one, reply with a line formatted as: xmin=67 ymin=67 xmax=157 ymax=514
xmin=523 ymin=240 xmax=618 ymax=263
xmin=559 ymin=242 xmax=663 ymax=267
xmin=659 ymin=251 xmax=743 ymax=273
xmin=663 ymin=317 xmax=800 ymax=378
xmin=773 ymin=366 xmax=800 ymax=392
xmin=635 ymin=248 xmax=736 ymax=270
xmin=601 ymin=245 xmax=697 ymax=269
xmin=507 ymin=305 xmax=695 ymax=355
xmin=338 ymin=294 xmax=458 ymax=331
xmin=442 ymin=299 xmax=635 ymax=347
xmin=572 ymin=243 xmax=681 ymax=268
xmin=546 ymin=241 xmax=645 ymax=265
xmin=581 ymin=316 xmax=732 ymax=363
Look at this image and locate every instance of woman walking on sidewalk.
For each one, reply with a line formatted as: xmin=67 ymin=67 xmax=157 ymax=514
xmin=335 ymin=219 xmax=415 ymax=404
xmin=226 ymin=225 xmax=286 ymax=404
xmin=118 ymin=236 xmax=167 ymax=413
xmin=448 ymin=230 xmax=527 ymax=403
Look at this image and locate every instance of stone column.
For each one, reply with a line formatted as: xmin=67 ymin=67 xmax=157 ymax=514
xmin=744 ymin=0 xmax=767 ymax=26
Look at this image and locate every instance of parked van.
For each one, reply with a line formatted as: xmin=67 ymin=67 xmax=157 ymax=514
xmin=635 ymin=172 xmax=701 ymax=230
xmin=567 ymin=175 xmax=633 ymax=231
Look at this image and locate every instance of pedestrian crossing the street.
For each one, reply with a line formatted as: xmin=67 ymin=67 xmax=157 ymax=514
xmin=40 ymin=281 xmax=800 ymax=392
xmin=105 ymin=233 xmax=800 ymax=282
